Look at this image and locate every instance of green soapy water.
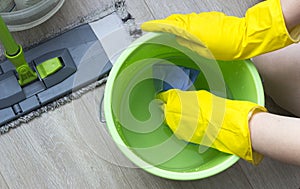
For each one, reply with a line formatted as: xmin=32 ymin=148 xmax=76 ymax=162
xmin=111 ymin=42 xmax=242 ymax=172
xmin=115 ymin=73 xmax=233 ymax=172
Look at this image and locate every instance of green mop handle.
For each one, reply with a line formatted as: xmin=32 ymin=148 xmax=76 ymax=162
xmin=0 ymin=15 xmax=37 ymax=86
xmin=0 ymin=16 xmax=19 ymax=55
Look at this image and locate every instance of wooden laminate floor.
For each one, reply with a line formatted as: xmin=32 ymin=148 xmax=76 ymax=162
xmin=0 ymin=0 xmax=299 ymax=188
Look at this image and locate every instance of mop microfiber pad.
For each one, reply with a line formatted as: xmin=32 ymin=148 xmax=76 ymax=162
xmin=152 ymin=64 xmax=200 ymax=93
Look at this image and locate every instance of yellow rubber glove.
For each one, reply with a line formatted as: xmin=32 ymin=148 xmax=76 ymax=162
xmin=141 ymin=0 xmax=300 ymax=60
xmin=157 ymin=89 xmax=267 ymax=165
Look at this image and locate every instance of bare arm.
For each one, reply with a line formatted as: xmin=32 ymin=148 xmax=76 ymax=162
xmin=281 ymin=0 xmax=300 ymax=31
xmin=250 ymin=112 xmax=300 ymax=165
xmin=249 ymin=0 xmax=300 ymax=165
xmin=248 ymin=0 xmax=300 ymax=166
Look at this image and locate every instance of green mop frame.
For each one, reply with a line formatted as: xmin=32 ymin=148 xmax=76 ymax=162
xmin=0 ymin=15 xmax=38 ymax=86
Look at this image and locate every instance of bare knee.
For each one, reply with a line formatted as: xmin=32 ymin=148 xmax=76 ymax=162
xmin=252 ymin=43 xmax=300 ymax=117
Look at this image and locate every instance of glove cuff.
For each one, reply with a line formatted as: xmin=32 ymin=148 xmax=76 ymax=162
xmin=247 ymin=106 xmax=268 ymax=165
xmin=200 ymin=93 xmax=267 ymax=165
xmin=269 ymin=0 xmax=300 ymax=43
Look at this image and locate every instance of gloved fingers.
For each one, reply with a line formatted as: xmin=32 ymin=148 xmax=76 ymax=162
xmin=141 ymin=12 xmax=239 ymax=60
xmin=176 ymin=36 xmax=215 ymax=59
xmin=142 ymin=16 xmax=214 ymax=59
xmin=156 ymin=89 xmax=175 ymax=104
xmin=141 ymin=12 xmax=225 ymax=36
xmin=141 ymin=14 xmax=204 ymax=45
xmin=157 ymin=89 xmax=203 ymax=141
xmin=141 ymin=14 xmax=188 ymax=33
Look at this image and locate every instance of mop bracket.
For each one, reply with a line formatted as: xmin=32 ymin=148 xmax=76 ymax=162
xmin=0 ymin=24 xmax=112 ymax=126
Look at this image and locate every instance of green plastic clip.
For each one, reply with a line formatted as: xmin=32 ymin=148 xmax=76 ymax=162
xmin=0 ymin=15 xmax=37 ymax=86
xmin=36 ymin=57 xmax=63 ymax=79
xmin=5 ymin=46 xmax=38 ymax=86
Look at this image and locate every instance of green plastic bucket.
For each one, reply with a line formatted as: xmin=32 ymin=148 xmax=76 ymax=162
xmin=104 ymin=32 xmax=264 ymax=180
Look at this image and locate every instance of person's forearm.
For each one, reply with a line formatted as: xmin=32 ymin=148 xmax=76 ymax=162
xmin=249 ymin=112 xmax=300 ymax=165
xmin=281 ymin=0 xmax=300 ymax=31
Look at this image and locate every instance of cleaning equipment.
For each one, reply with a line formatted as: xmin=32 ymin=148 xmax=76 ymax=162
xmin=0 ymin=16 xmax=37 ymax=86
xmin=0 ymin=0 xmax=65 ymax=31
xmin=104 ymin=32 xmax=265 ymax=180
xmin=0 ymin=0 xmax=15 ymax=12
xmin=14 ymin=0 xmax=41 ymax=10
xmin=0 ymin=0 xmax=141 ymax=133
xmin=141 ymin=0 xmax=300 ymax=60
xmin=152 ymin=63 xmax=200 ymax=92
xmin=0 ymin=15 xmax=112 ymax=132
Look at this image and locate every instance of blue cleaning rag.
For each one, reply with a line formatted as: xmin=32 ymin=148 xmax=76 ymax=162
xmin=153 ymin=64 xmax=200 ymax=93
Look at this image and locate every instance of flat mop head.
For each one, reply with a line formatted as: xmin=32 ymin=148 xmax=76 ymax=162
xmin=0 ymin=0 xmax=141 ymax=133
xmin=0 ymin=24 xmax=112 ymax=133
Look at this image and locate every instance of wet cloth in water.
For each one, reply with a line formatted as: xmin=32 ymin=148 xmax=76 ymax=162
xmin=153 ymin=64 xmax=200 ymax=93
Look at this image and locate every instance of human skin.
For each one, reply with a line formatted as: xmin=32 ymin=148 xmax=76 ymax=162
xmin=252 ymin=43 xmax=300 ymax=117
xmin=250 ymin=112 xmax=300 ymax=165
xmin=249 ymin=0 xmax=300 ymax=165
xmin=280 ymin=0 xmax=300 ymax=31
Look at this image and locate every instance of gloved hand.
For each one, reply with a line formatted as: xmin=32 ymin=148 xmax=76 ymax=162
xmin=157 ymin=89 xmax=267 ymax=165
xmin=141 ymin=0 xmax=299 ymax=60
